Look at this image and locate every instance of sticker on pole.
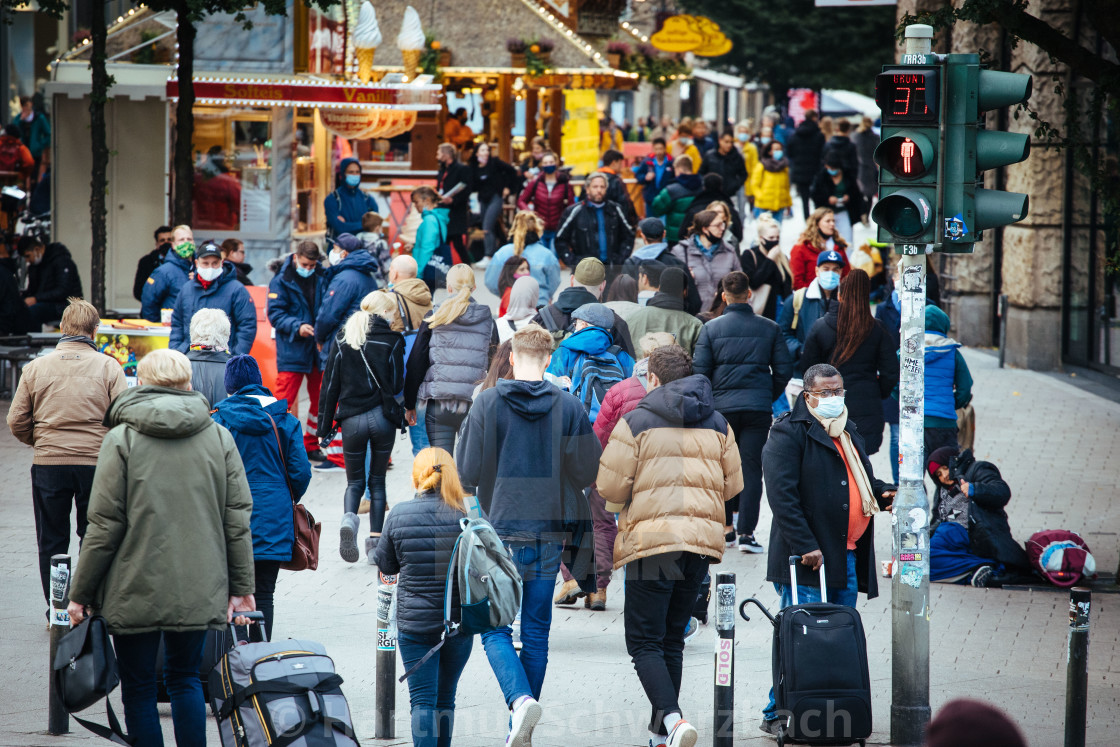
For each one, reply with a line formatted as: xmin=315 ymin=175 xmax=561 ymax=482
xmin=714 ymin=638 xmax=733 ymax=687
xmin=944 ymin=214 xmax=969 ymax=241
xmin=376 ymin=629 xmax=397 ymax=651
xmin=716 ymin=583 xmax=736 ymax=631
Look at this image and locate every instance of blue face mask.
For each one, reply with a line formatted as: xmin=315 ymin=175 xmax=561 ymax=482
xmin=826 ymin=167 xmax=840 ymax=176
xmin=811 ymin=395 xmax=845 ymax=419
xmin=772 ymin=150 xmax=784 ymax=161
xmin=295 ymin=265 xmax=316 ymax=278
xmin=760 ymin=136 xmax=771 ymax=146
xmin=736 ymin=133 xmax=749 ymax=142
xmin=345 ymin=173 xmax=361 ymax=188
xmin=819 ymin=269 xmax=841 ymax=290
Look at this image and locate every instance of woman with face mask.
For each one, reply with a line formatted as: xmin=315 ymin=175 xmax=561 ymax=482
xmin=738 ymin=214 xmax=792 ymax=321
xmin=790 ymin=207 xmax=850 ymax=290
xmin=324 ymin=157 xmax=378 ymax=239
xmin=748 ymin=140 xmax=793 ymax=226
xmin=810 ymin=155 xmax=864 ymax=244
xmin=515 ymin=152 xmax=574 ymax=251
xmin=798 ymin=269 xmax=898 ymax=455
xmin=669 ymin=209 xmax=739 ymax=309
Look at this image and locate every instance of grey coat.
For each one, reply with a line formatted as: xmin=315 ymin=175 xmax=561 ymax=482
xmin=670 ymin=237 xmax=740 ymax=310
xmin=418 ymin=301 xmax=495 ymax=406
xmin=186 ymin=347 xmax=231 ymax=407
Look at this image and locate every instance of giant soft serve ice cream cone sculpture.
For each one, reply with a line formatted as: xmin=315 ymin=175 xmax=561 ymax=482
xmin=397 ymin=6 xmax=425 ymax=80
xmin=353 ymin=1 xmax=383 ymax=83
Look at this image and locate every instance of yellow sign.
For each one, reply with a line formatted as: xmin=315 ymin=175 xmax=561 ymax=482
xmin=561 ymin=90 xmax=600 ymax=177
xmin=650 ymin=14 xmax=732 ymax=58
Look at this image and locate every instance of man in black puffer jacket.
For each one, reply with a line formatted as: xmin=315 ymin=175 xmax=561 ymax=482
xmin=785 ymin=111 xmax=826 ymax=219
xmin=19 ymin=237 xmax=83 ymax=329
xmin=693 ymin=271 xmax=793 ymax=553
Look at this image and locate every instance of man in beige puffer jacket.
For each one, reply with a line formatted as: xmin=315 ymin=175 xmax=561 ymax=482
xmin=7 ymin=298 xmax=127 ymax=605
xmin=597 ymin=344 xmax=742 ymax=747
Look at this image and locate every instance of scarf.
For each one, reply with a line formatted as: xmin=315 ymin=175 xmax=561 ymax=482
xmin=761 ymin=156 xmax=788 ymax=173
xmin=693 ymin=234 xmax=717 ymax=260
xmin=60 ymin=334 xmax=98 ymax=350
xmin=588 ymin=201 xmax=608 ymax=261
xmin=807 ymin=405 xmax=879 ymax=518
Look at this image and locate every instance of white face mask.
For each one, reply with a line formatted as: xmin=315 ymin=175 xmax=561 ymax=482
xmin=329 ymin=249 xmax=344 ymax=266
xmin=197 ymin=266 xmax=222 ymax=282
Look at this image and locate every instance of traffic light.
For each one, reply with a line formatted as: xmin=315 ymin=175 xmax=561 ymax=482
xmin=872 ymin=64 xmax=942 ymax=244
xmin=941 ymin=54 xmax=1032 ymax=251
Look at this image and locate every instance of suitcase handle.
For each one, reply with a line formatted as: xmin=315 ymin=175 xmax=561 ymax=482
xmin=228 ymin=610 xmax=268 ymax=644
xmin=788 ymin=555 xmax=827 ymax=605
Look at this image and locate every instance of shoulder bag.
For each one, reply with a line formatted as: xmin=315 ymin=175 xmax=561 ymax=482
xmin=266 ymin=412 xmax=322 ymax=572
xmin=357 ymin=344 xmax=407 ymax=432
xmin=52 ymin=615 xmax=133 ymax=744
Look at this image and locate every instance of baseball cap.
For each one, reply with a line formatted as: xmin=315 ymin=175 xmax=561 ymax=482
xmin=573 ymin=257 xmax=606 ymax=286
xmin=638 ymin=217 xmax=665 ymax=240
xmin=817 ymin=249 xmax=844 ymax=267
xmin=334 ymin=233 xmax=363 ymax=253
xmin=571 ymin=302 xmax=613 ymax=330
xmin=195 ymin=241 xmax=222 ymax=260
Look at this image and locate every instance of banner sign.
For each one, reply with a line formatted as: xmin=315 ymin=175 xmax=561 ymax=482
xmin=167 ymin=77 xmax=442 ymax=110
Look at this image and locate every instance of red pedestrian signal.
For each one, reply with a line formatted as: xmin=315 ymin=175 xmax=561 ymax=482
xmin=875 ymin=131 xmax=935 ymax=181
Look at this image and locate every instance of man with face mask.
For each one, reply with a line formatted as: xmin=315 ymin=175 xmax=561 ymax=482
xmin=325 ymin=158 xmax=378 ymax=239
xmin=778 ymin=249 xmax=844 ymax=367
xmin=758 ymin=362 xmax=895 ymax=737
xmin=554 ymin=172 xmax=634 ymax=270
xmin=141 ymin=225 xmax=195 ymax=322
xmin=18 ymin=236 xmax=83 ymax=329
xmin=169 ymin=241 xmax=257 ymax=355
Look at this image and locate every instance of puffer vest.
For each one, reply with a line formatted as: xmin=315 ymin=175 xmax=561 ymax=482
xmin=418 ymin=299 xmax=493 ymax=405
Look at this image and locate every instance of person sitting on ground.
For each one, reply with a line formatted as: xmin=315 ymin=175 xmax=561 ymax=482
xmin=170 ymin=240 xmax=257 ymax=355
xmin=18 ymin=236 xmax=83 ymax=329
xmin=185 ymin=308 xmax=232 ymax=407
xmin=376 ymin=447 xmax=474 ymax=747
xmin=211 ymin=354 xmax=311 ymax=638
xmin=530 ymin=257 xmax=636 ymax=357
xmin=626 ymin=267 xmax=703 ymax=355
xmin=927 ymin=446 xmax=1029 ymax=588
xmin=597 ymin=344 xmax=743 ymax=747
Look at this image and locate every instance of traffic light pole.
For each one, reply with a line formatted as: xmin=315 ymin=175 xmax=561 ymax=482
xmin=890 ymin=24 xmax=934 ymax=747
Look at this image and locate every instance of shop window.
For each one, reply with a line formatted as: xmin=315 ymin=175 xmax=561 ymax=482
xmin=190 ymin=108 xmax=272 ymax=234
xmin=294 ymin=117 xmax=326 ymax=234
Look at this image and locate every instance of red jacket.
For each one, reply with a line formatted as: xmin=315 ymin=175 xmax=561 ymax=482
xmin=791 ymin=240 xmax=851 ymax=291
xmin=517 ymin=173 xmax=575 ymax=231
xmin=593 ymin=375 xmax=648 ymax=447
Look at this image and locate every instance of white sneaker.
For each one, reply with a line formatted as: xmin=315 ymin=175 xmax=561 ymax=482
xmin=666 ymin=719 xmax=698 ymax=747
xmin=474 ymin=256 xmax=492 ymax=269
xmin=507 ymin=696 xmax=542 ymax=747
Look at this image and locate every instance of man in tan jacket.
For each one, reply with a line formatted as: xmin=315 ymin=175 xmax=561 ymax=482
xmin=597 ymin=344 xmax=742 ymax=747
xmin=6 ymin=298 xmax=127 ymax=604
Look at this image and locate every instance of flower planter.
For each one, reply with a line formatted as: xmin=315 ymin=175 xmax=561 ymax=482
xmin=607 ymin=52 xmax=622 ymax=69
xmin=511 ymin=52 xmax=527 ymax=68
xmin=438 ymin=50 xmax=452 ymax=67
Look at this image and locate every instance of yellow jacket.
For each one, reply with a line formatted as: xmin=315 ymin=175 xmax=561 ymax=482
xmin=739 ymin=142 xmax=760 ymax=197
xmin=670 ymin=142 xmax=701 ymax=173
xmin=750 ymin=161 xmax=792 ymax=212
xmin=600 ymin=128 xmax=624 ymax=156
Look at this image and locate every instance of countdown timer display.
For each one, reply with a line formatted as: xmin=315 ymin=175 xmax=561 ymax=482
xmin=876 ymin=67 xmax=940 ymax=125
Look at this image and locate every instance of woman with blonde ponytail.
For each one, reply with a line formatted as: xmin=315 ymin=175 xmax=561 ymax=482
xmin=318 ymin=291 xmax=405 ymax=563
xmin=375 ymin=447 xmax=472 ymax=747
xmin=404 ymin=264 xmax=498 ymax=454
xmin=484 ymin=210 xmax=560 ymax=306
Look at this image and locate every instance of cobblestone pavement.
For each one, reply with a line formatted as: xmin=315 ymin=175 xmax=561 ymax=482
xmin=2 ymin=259 xmax=1119 ymax=745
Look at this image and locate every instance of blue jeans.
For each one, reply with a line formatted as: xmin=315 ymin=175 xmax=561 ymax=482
xmin=889 ymin=423 xmax=900 ymax=484
xmin=114 ymin=630 xmax=207 ymax=747
xmin=409 ymin=403 xmax=430 ymax=455
xmin=763 ymin=550 xmax=858 ymax=720
xmin=398 ymin=629 xmax=474 ymax=747
xmin=540 ymin=230 xmax=556 ymax=252
xmin=772 ymin=393 xmax=791 ymax=418
xmin=482 ymin=541 xmax=562 ymax=706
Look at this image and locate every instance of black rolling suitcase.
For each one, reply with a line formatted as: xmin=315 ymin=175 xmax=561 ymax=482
xmin=740 ymin=555 xmax=872 ymax=747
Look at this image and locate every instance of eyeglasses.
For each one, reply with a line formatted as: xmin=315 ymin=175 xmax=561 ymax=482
xmin=806 ymin=388 xmax=845 ymax=398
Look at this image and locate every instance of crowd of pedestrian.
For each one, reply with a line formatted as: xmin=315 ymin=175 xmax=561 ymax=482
xmin=5 ymin=108 xmax=1029 ymax=747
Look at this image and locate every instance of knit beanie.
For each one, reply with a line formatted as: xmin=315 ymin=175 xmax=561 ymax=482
xmin=927 ymin=446 xmax=959 ymax=480
xmin=224 ymin=354 xmax=263 ymax=394
xmin=659 ymin=267 xmax=687 ymax=299
xmin=925 ymin=699 xmax=1026 ymax=747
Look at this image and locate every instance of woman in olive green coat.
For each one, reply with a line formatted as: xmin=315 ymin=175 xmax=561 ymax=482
xmin=68 ymin=349 xmax=256 ymax=746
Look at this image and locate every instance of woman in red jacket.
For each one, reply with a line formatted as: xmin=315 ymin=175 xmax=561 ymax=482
xmin=790 ymin=206 xmax=851 ymax=290
xmin=516 ymin=152 xmax=574 ymax=251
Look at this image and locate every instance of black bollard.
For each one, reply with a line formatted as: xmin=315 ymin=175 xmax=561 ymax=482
xmin=48 ymin=554 xmax=71 ymax=735
xmin=1065 ymin=587 xmax=1090 ymax=747
xmin=375 ymin=572 xmax=398 ymax=739
xmin=713 ymin=572 xmax=735 ymax=747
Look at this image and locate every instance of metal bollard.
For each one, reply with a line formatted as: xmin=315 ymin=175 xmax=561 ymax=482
xmin=48 ymin=554 xmax=72 ymax=735
xmin=375 ymin=572 xmax=398 ymax=739
xmin=1065 ymin=588 xmax=1091 ymax=747
xmin=713 ymin=572 xmax=735 ymax=747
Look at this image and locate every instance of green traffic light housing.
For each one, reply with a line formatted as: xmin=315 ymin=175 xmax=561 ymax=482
xmin=871 ymin=189 xmax=935 ymax=242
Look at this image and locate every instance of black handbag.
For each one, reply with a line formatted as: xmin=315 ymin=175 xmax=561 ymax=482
xmin=52 ymin=615 xmax=133 ymax=744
